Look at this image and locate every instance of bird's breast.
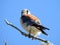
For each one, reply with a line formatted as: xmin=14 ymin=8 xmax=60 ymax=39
xmin=20 ymin=18 xmax=30 ymax=31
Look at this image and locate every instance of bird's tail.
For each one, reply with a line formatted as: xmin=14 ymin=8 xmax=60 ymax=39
xmin=36 ymin=25 xmax=50 ymax=36
xmin=38 ymin=25 xmax=50 ymax=30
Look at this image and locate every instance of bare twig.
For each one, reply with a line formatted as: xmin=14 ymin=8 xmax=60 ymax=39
xmin=5 ymin=19 xmax=48 ymax=43
xmin=40 ymin=41 xmax=54 ymax=45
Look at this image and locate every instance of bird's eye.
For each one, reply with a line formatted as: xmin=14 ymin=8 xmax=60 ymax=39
xmin=27 ymin=10 xmax=28 ymax=13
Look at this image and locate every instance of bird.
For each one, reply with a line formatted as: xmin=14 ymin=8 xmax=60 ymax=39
xmin=20 ymin=9 xmax=49 ymax=39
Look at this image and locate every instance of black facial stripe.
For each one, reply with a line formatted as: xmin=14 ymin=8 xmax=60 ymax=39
xmin=27 ymin=10 xmax=28 ymax=14
xmin=21 ymin=11 xmax=23 ymax=13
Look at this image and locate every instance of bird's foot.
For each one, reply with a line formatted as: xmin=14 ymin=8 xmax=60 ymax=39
xmin=28 ymin=33 xmax=31 ymax=38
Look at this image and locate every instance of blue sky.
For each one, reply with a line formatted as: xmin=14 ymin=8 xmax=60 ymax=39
xmin=0 ymin=0 xmax=60 ymax=45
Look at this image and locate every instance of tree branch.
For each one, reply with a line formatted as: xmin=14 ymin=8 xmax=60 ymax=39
xmin=5 ymin=19 xmax=48 ymax=43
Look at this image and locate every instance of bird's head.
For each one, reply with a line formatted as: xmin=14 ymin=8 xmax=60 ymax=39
xmin=21 ymin=9 xmax=30 ymax=15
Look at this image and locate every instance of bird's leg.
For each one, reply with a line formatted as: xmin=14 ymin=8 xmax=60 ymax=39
xmin=28 ymin=30 xmax=31 ymax=38
xmin=32 ymin=35 xmax=37 ymax=40
xmin=28 ymin=30 xmax=37 ymax=40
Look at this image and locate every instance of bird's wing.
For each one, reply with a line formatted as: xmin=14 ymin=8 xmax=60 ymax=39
xmin=21 ymin=14 xmax=40 ymax=25
xmin=26 ymin=14 xmax=40 ymax=24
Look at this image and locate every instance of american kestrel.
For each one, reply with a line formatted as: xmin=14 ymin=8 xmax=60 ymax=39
xmin=20 ymin=9 xmax=49 ymax=38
